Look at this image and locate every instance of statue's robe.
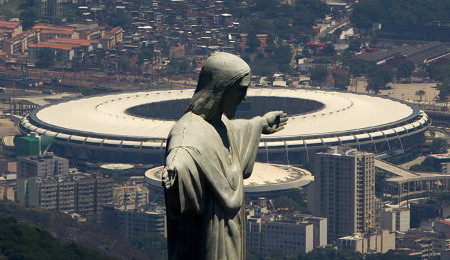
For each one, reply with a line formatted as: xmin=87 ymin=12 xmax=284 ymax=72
xmin=164 ymin=111 xmax=264 ymax=260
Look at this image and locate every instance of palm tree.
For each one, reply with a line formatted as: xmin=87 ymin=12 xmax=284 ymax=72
xmin=415 ymin=89 xmax=425 ymax=102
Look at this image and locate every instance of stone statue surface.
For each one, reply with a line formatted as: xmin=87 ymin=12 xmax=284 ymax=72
xmin=163 ymin=52 xmax=287 ymax=260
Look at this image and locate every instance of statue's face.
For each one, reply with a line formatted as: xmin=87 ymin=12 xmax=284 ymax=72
xmin=222 ymin=74 xmax=250 ymax=119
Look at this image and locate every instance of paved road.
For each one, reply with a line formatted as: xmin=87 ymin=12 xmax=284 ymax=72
xmin=0 ymin=118 xmax=20 ymax=139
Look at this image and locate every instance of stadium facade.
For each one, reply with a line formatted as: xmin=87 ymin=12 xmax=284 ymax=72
xmin=19 ymin=88 xmax=430 ymax=165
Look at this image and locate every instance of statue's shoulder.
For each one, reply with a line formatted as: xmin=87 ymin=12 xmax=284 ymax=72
xmin=169 ymin=112 xmax=210 ymax=138
xmin=173 ymin=112 xmax=205 ymax=129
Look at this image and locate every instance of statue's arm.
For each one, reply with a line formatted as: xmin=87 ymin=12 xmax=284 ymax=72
xmin=164 ymin=148 xmax=205 ymax=216
xmin=262 ymin=111 xmax=288 ymax=134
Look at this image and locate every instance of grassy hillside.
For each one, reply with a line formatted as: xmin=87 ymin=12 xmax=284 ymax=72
xmin=0 ymin=200 xmax=149 ymax=260
xmin=0 ymin=0 xmax=25 ymax=19
xmin=0 ymin=217 xmax=111 ymax=260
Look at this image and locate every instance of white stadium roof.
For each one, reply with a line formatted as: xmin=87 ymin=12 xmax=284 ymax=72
xmin=25 ymin=88 xmax=417 ymax=138
xmin=20 ymin=88 xmax=429 ymax=154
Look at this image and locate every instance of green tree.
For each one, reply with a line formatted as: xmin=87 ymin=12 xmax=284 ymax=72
xmin=273 ymin=45 xmax=292 ymax=73
xmin=251 ymin=56 xmax=278 ymax=76
xmin=166 ymin=58 xmax=193 ymax=76
xmin=415 ymin=89 xmax=425 ymax=102
xmin=349 ymin=59 xmax=376 ymax=77
xmin=131 ymin=232 xmax=167 ymax=260
xmin=19 ymin=8 xmax=36 ymax=30
xmin=436 ymin=77 xmax=450 ymax=102
xmin=63 ymin=3 xmax=81 ymax=22
xmin=108 ymin=10 xmax=130 ymax=28
xmin=396 ymin=61 xmax=415 ymax=81
xmin=430 ymin=138 xmax=447 ymax=154
xmin=310 ymin=66 xmax=328 ymax=86
xmin=351 ymin=0 xmax=450 ymax=30
xmin=272 ymin=189 xmax=307 ymax=211
xmin=302 ymin=48 xmax=311 ymax=58
xmin=409 ymin=157 xmax=441 ymax=172
xmin=0 ymin=217 xmax=110 ymax=260
xmin=137 ymin=45 xmax=154 ymax=65
xmin=333 ymin=73 xmax=350 ymax=90
xmin=246 ymin=32 xmax=260 ymax=53
xmin=366 ymin=251 xmax=418 ymax=260
xmin=322 ymin=43 xmax=336 ymax=56
xmin=302 ymin=247 xmax=363 ymax=260
xmin=118 ymin=58 xmax=130 ymax=72
xmin=427 ymin=63 xmax=450 ymax=82
xmin=367 ymin=66 xmax=393 ymax=94
xmin=348 ymin=40 xmax=361 ymax=53
xmin=36 ymin=48 xmax=55 ymax=68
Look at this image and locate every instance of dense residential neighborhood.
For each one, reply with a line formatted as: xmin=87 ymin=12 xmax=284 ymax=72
xmin=0 ymin=0 xmax=449 ymax=259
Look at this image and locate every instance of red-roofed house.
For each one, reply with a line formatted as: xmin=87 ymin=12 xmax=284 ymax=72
xmin=2 ymin=29 xmax=40 ymax=55
xmin=28 ymin=38 xmax=99 ymax=63
xmin=304 ymin=42 xmax=326 ymax=54
xmin=0 ymin=21 xmax=22 ymax=37
xmin=33 ymin=25 xmax=78 ymax=41
xmin=169 ymin=44 xmax=185 ymax=59
xmin=79 ymin=26 xmax=105 ymax=41
xmin=101 ymin=27 xmax=123 ymax=49
xmin=435 ymin=219 xmax=450 ymax=238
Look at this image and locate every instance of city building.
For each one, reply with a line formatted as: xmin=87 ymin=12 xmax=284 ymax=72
xmin=17 ymin=154 xmax=69 ymax=179
xmin=33 ymin=0 xmax=64 ymax=24
xmin=309 ymin=147 xmax=376 ymax=241
xmin=246 ymin=214 xmax=327 ymax=258
xmin=380 ymin=207 xmax=411 ymax=232
xmin=2 ymin=29 xmax=40 ymax=56
xmin=0 ymin=173 xmax=16 ymax=201
xmin=103 ymin=204 xmax=165 ymax=240
xmin=338 ymin=230 xmax=395 ymax=254
xmin=28 ymin=38 xmax=100 ymax=63
xmin=33 ymin=25 xmax=78 ymax=41
xmin=16 ymin=154 xmax=112 ymax=221
xmin=246 ymin=198 xmax=327 ymax=259
xmin=112 ymin=183 xmax=149 ymax=210
xmin=379 ymin=159 xmax=450 ymax=206
xmin=14 ymin=135 xmax=53 ymax=157
xmin=397 ymin=236 xmax=434 ymax=259
xmin=0 ymin=21 xmax=22 ymax=38
xmin=17 ymin=172 xmax=113 ymax=221
xmin=101 ymin=27 xmax=123 ymax=49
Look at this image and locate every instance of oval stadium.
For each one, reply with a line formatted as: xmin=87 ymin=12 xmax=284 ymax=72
xmin=19 ymin=88 xmax=430 ymax=165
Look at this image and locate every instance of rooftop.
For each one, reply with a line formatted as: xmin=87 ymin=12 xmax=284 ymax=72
xmin=0 ymin=21 xmax=20 ymax=29
xmin=26 ymin=88 xmax=418 ymax=141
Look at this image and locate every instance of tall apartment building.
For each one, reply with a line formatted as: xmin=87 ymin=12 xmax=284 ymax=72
xmin=17 ymin=154 xmax=69 ymax=178
xmin=308 ymin=147 xmax=376 ymax=241
xmin=34 ymin=0 xmax=63 ymax=23
xmin=17 ymin=156 xmax=113 ymax=222
xmin=18 ymin=173 xmax=113 ymax=221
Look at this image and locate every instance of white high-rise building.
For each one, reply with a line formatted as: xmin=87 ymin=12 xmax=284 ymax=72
xmin=309 ymin=147 xmax=376 ymax=241
xmin=246 ymin=215 xmax=327 ymax=257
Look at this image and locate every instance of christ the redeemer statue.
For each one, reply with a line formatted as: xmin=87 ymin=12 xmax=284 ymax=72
xmin=163 ymin=52 xmax=287 ymax=260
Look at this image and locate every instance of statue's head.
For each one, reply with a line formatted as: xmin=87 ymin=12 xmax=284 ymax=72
xmin=186 ymin=52 xmax=250 ymax=120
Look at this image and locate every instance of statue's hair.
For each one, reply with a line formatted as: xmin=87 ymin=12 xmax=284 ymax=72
xmin=186 ymin=52 xmax=250 ymax=120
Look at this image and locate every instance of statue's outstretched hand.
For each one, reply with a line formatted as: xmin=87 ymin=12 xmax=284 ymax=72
xmin=162 ymin=165 xmax=177 ymax=189
xmin=262 ymin=111 xmax=288 ymax=134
